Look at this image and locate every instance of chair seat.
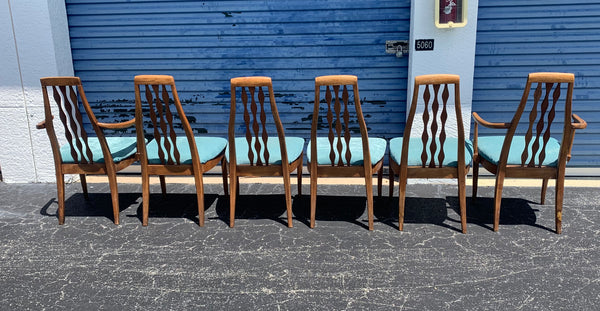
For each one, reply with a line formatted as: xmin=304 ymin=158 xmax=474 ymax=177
xmin=226 ymin=137 xmax=305 ymax=165
xmin=389 ymin=137 xmax=473 ymax=167
xmin=477 ymin=136 xmax=560 ymax=167
xmin=146 ymin=137 xmax=227 ymax=164
xmin=60 ymin=137 xmax=138 ymax=163
xmin=307 ymin=137 xmax=386 ymax=166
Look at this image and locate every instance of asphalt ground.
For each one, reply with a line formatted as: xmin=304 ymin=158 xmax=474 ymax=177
xmin=0 ymin=177 xmax=598 ymax=310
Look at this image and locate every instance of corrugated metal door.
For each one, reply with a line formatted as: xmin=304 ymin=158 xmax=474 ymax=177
xmin=473 ymin=0 xmax=600 ymax=167
xmin=66 ymin=0 xmax=410 ymax=141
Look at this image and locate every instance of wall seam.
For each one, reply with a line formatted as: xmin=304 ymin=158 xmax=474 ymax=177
xmin=7 ymin=0 xmax=39 ymax=182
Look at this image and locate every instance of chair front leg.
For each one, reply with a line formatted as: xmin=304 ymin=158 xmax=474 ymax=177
xmin=221 ymin=158 xmax=229 ymax=196
xmin=57 ymin=173 xmax=66 ymax=225
xmin=80 ymin=174 xmax=89 ymax=200
xmin=541 ymin=178 xmax=549 ymax=205
xmin=107 ymin=171 xmax=121 ymax=225
xmin=472 ymin=156 xmax=479 ymax=202
xmin=492 ymin=172 xmax=506 ymax=232
xmin=555 ymin=175 xmax=565 ymax=234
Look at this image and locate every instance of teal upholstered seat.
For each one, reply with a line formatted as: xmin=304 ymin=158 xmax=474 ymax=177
xmin=226 ymin=137 xmax=304 ymax=165
xmin=477 ymin=136 xmax=561 ymax=167
xmin=307 ymin=137 xmax=387 ymax=166
xmin=145 ymin=136 xmax=227 ymax=164
xmin=389 ymin=137 xmax=473 ymax=167
xmin=60 ymin=137 xmax=138 ymax=164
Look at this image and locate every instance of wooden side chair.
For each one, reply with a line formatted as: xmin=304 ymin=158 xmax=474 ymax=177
xmin=389 ymin=74 xmax=472 ymax=233
xmin=227 ymin=76 xmax=304 ymax=228
xmin=134 ymin=75 xmax=227 ymax=226
xmin=472 ymin=72 xmax=587 ymax=233
xmin=308 ymin=75 xmax=386 ymax=230
xmin=38 ymin=77 xmax=138 ymax=225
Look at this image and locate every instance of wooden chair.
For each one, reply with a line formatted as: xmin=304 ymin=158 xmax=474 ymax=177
xmin=389 ymin=74 xmax=472 ymax=233
xmin=134 ymin=75 xmax=227 ymax=226
xmin=308 ymin=75 xmax=385 ymax=230
xmin=37 ymin=77 xmax=138 ymax=225
xmin=227 ymin=76 xmax=304 ymax=228
xmin=472 ymin=72 xmax=587 ymax=233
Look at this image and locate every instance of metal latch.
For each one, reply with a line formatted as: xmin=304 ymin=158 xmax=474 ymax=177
xmin=385 ymin=40 xmax=409 ymax=58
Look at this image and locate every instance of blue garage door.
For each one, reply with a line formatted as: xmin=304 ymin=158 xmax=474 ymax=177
xmin=65 ymin=0 xmax=410 ymax=141
xmin=473 ymin=0 xmax=600 ymax=167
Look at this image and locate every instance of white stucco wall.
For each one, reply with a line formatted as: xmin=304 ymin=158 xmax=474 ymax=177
xmin=0 ymin=0 xmax=73 ymax=183
xmin=407 ymin=0 xmax=478 ymax=138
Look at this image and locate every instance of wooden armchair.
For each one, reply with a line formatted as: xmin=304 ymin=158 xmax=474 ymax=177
xmin=388 ymin=74 xmax=472 ymax=233
xmin=308 ymin=75 xmax=386 ymax=230
xmin=472 ymin=72 xmax=587 ymax=233
xmin=226 ymin=76 xmax=304 ymax=228
xmin=134 ymin=75 xmax=227 ymax=226
xmin=38 ymin=77 xmax=138 ymax=225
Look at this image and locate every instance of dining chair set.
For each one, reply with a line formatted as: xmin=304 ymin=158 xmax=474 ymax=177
xmin=37 ymin=72 xmax=586 ymax=234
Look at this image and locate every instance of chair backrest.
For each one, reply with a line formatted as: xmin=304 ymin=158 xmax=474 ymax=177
xmin=134 ymin=75 xmax=197 ymax=165
xmin=503 ymin=72 xmax=574 ymax=168
xmin=40 ymin=77 xmax=103 ymax=164
xmin=228 ymin=76 xmax=287 ymax=166
xmin=404 ymin=74 xmax=465 ymax=168
xmin=311 ymin=75 xmax=370 ymax=167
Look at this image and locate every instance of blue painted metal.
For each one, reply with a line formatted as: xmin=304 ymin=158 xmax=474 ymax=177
xmin=474 ymin=0 xmax=600 ymax=167
xmin=65 ymin=0 xmax=410 ymax=143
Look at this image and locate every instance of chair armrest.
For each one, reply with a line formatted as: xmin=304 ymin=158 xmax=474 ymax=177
xmin=97 ymin=118 xmax=136 ymax=130
xmin=472 ymin=112 xmax=511 ymax=129
xmin=571 ymin=113 xmax=587 ymax=130
xmin=36 ymin=120 xmax=46 ymax=129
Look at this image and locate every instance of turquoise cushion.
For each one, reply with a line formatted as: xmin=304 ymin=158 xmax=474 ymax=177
xmin=146 ymin=136 xmax=227 ymax=164
xmin=226 ymin=137 xmax=304 ymax=165
xmin=60 ymin=137 xmax=138 ymax=164
xmin=307 ymin=137 xmax=387 ymax=166
xmin=477 ymin=136 xmax=561 ymax=167
xmin=389 ymin=137 xmax=473 ymax=167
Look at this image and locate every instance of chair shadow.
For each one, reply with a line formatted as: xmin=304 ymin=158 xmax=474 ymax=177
xmin=292 ymin=195 xmax=370 ymax=230
xmin=214 ymin=194 xmax=290 ymax=227
xmin=131 ymin=193 xmax=219 ymax=224
xmin=374 ymin=196 xmax=455 ymax=231
xmin=464 ymin=196 xmax=553 ymax=232
xmin=40 ymin=192 xmax=141 ymax=223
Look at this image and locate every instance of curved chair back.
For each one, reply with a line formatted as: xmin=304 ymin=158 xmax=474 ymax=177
xmin=134 ymin=75 xmax=200 ymax=167
xmin=228 ymin=76 xmax=288 ymax=167
xmin=311 ymin=75 xmax=371 ymax=167
xmin=403 ymin=74 xmax=465 ymax=169
xmin=41 ymin=77 xmax=102 ymax=164
xmin=500 ymin=72 xmax=575 ymax=168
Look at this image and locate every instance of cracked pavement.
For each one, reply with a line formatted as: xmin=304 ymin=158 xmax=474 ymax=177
xmin=0 ymin=180 xmax=598 ymax=310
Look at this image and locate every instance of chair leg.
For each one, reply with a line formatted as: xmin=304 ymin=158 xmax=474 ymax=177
xmin=80 ymin=174 xmax=89 ymax=200
xmin=159 ymin=175 xmax=167 ymax=197
xmin=297 ymin=170 xmax=302 ymax=196
xmin=107 ymin=172 xmax=120 ymax=225
xmin=377 ymin=165 xmax=383 ymax=197
xmin=388 ymin=164 xmax=395 ymax=199
xmin=221 ymin=159 xmax=229 ymax=196
xmin=472 ymin=159 xmax=479 ymax=203
xmin=57 ymin=173 xmax=66 ymax=225
xmin=458 ymin=173 xmax=467 ymax=234
xmin=229 ymin=171 xmax=237 ymax=228
xmin=283 ymin=169 xmax=293 ymax=228
xmin=541 ymin=178 xmax=549 ymax=205
xmin=194 ymin=174 xmax=205 ymax=227
xmin=310 ymin=172 xmax=317 ymax=229
xmin=555 ymin=175 xmax=565 ymax=234
xmin=493 ymin=173 xmax=505 ymax=232
xmin=398 ymin=175 xmax=407 ymax=231
xmin=365 ymin=173 xmax=374 ymax=231
xmin=142 ymin=172 xmax=150 ymax=226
